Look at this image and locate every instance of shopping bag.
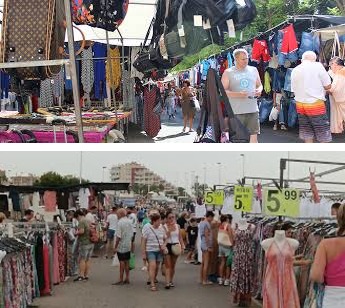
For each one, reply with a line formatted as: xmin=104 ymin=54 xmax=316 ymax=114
xmin=129 ymin=253 xmax=136 ymax=270
xmin=269 ymin=106 xmax=279 ymax=121
xmin=112 ymin=255 xmax=120 ymax=267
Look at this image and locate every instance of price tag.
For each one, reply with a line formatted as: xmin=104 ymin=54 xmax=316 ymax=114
xmin=213 ymin=190 xmax=224 ymax=206
xmin=204 ymin=191 xmax=214 ymax=205
xmin=194 ymin=15 xmax=203 ymax=27
xmin=234 ymin=186 xmax=253 ymax=212
xmin=263 ymin=188 xmax=300 ymax=217
xmin=204 ymin=190 xmax=224 ymax=205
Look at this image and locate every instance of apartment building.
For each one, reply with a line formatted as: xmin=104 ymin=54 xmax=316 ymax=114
xmin=110 ymin=162 xmax=176 ymax=192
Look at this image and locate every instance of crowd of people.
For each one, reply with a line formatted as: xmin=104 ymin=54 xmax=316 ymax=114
xmin=11 ymin=199 xmax=344 ymax=307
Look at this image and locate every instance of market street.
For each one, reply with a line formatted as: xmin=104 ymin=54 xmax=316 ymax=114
xmin=128 ymin=107 xmax=345 ymax=143
xmin=33 ymin=239 xmax=260 ymax=308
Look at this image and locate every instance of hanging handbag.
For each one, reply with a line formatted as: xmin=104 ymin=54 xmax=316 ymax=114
xmin=233 ymin=0 xmax=257 ymax=31
xmin=71 ymin=0 xmax=130 ymax=31
xmin=133 ymin=19 xmax=158 ymax=73
xmin=164 ymin=0 xmax=187 ymax=59
xmin=1 ymin=0 xmax=66 ymax=80
xmin=159 ymin=0 xmax=171 ymax=60
xmin=206 ymin=0 xmax=238 ymax=27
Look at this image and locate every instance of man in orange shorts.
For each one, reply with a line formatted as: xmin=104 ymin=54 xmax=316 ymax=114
xmin=291 ymin=51 xmax=332 ymax=143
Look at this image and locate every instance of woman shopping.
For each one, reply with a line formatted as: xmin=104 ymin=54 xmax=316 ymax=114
xmin=180 ymin=80 xmax=196 ymax=133
xmin=328 ymin=57 xmax=345 ymax=134
xmin=164 ymin=210 xmax=185 ymax=289
xmin=217 ymin=215 xmax=234 ymax=286
xmin=310 ymin=203 xmax=345 ymax=307
xmin=141 ymin=212 xmax=167 ymax=291
xmin=165 ymin=83 xmax=176 ymax=120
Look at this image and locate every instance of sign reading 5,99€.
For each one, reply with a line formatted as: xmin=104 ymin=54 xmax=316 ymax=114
xmin=234 ymin=186 xmax=253 ymax=212
xmin=204 ymin=190 xmax=224 ymax=206
xmin=263 ymin=188 xmax=300 ymax=217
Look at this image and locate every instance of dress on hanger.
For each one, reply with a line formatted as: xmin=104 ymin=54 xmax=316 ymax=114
xmin=106 ymin=47 xmax=121 ymax=90
xmin=81 ymin=47 xmax=95 ymax=104
xmin=263 ymin=240 xmax=300 ymax=308
xmin=143 ymin=86 xmax=161 ymax=138
xmin=231 ymin=225 xmax=255 ymax=296
xmin=92 ymin=42 xmax=107 ymax=101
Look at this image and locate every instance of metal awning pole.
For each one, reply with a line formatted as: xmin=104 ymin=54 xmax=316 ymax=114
xmin=64 ymin=0 xmax=84 ymax=143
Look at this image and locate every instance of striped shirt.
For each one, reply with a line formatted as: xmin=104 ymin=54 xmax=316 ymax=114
xmin=142 ymin=224 xmax=166 ymax=252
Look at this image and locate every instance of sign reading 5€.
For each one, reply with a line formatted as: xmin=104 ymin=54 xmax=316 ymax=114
xmin=234 ymin=186 xmax=253 ymax=212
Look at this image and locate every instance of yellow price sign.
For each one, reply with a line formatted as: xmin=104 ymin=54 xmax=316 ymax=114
xmin=234 ymin=186 xmax=253 ymax=212
xmin=263 ymin=188 xmax=300 ymax=217
xmin=213 ymin=190 xmax=224 ymax=206
xmin=204 ymin=190 xmax=224 ymax=206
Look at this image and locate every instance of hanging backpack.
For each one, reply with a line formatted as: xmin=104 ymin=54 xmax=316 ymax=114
xmin=1 ymin=0 xmax=66 ymax=80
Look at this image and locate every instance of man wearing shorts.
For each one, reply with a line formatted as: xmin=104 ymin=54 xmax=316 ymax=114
xmin=74 ymin=209 xmax=94 ymax=282
xmin=291 ymin=51 xmax=332 ymax=143
xmin=113 ymin=208 xmax=133 ymax=285
xmin=222 ymin=48 xmax=263 ymax=143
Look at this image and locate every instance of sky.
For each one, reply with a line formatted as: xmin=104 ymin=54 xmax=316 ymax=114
xmin=1 ymin=151 xmax=345 ymax=193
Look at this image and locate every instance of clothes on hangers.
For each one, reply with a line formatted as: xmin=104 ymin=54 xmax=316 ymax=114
xmin=92 ymin=43 xmax=107 ymax=101
xmin=81 ymin=47 xmax=95 ymax=105
xmin=106 ymin=47 xmax=121 ymax=90
xmin=143 ymin=85 xmax=161 ymax=138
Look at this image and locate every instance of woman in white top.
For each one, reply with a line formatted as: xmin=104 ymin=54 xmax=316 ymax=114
xmin=164 ymin=210 xmax=185 ymax=289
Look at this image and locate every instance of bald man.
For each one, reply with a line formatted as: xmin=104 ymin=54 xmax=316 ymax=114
xmin=113 ymin=208 xmax=134 ymax=285
xmin=291 ymin=51 xmax=332 ymax=143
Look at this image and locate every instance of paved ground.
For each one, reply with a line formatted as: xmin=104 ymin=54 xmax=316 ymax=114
xmin=33 ymin=238 xmax=260 ymax=308
xmin=126 ymin=107 xmax=345 ymax=143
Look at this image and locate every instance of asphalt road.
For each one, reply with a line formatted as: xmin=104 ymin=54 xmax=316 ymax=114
xmin=33 ymin=238 xmax=260 ymax=308
xmin=127 ymin=107 xmax=345 ymax=143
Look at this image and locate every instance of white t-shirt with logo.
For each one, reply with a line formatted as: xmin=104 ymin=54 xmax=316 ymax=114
xmin=128 ymin=213 xmax=138 ymax=233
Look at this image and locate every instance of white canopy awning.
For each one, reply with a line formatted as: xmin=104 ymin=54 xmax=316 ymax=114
xmin=315 ymin=24 xmax=345 ymax=41
xmin=66 ymin=0 xmax=157 ymax=46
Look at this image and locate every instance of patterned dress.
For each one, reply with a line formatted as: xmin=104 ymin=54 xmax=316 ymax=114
xmin=230 ymin=225 xmax=255 ymax=295
xmin=144 ymin=86 xmax=161 ymax=138
xmin=263 ymin=240 xmax=300 ymax=308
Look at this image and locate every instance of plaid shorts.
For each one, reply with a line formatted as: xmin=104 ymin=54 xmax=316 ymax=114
xmin=296 ymin=100 xmax=332 ymax=143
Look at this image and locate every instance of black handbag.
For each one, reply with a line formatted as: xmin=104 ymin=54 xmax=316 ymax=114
xmin=234 ymin=0 xmax=257 ymax=31
xmin=206 ymin=0 xmax=237 ymax=27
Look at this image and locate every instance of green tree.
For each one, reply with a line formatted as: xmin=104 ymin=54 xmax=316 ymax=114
xmin=159 ymin=184 xmax=165 ymax=192
xmin=178 ymin=187 xmax=186 ymax=197
xmin=0 ymin=174 xmax=7 ymax=184
xmin=150 ymin=184 xmax=160 ymax=193
xmin=132 ymin=183 xmax=140 ymax=194
xmin=140 ymin=184 xmax=149 ymax=196
xmin=35 ymin=171 xmax=88 ymax=187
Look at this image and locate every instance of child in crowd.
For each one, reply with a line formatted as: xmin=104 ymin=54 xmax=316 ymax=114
xmin=185 ymin=218 xmax=198 ymax=264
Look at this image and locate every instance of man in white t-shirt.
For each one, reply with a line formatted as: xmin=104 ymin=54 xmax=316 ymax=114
xmin=105 ymin=206 xmax=118 ymax=259
xmin=127 ymin=206 xmax=138 ymax=253
xmin=291 ymin=51 xmax=332 ymax=143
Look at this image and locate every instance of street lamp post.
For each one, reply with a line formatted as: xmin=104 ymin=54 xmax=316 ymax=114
xmin=240 ymin=154 xmax=245 ymax=184
xmin=102 ymin=167 xmax=107 ymax=183
xmin=217 ymin=162 xmax=221 ymax=185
